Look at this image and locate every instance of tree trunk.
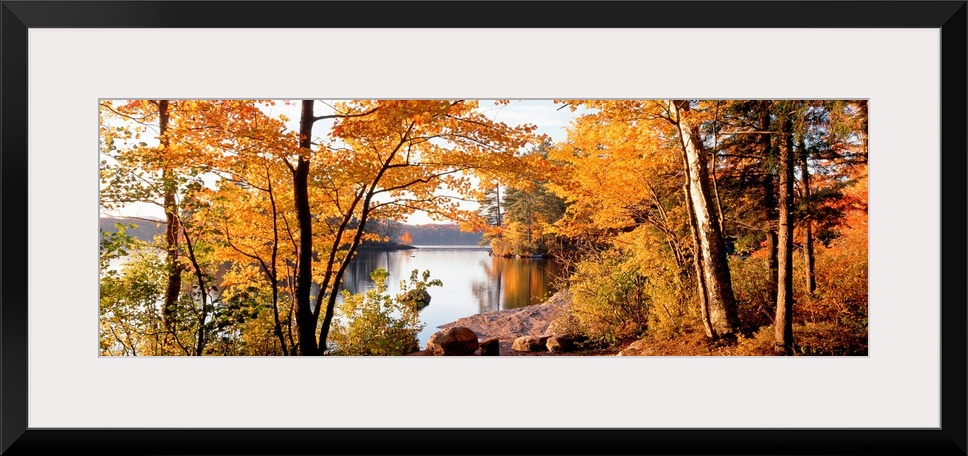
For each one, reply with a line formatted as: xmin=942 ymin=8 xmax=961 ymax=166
xmin=668 ymin=100 xmax=740 ymax=340
xmin=266 ymin=171 xmax=288 ymax=355
xmin=758 ymin=104 xmax=779 ymax=311
xmin=800 ymin=138 xmax=815 ymax=295
xmin=318 ymin=202 xmax=373 ymax=352
xmin=496 ymin=183 xmax=503 ymax=226
xmin=316 ymin=120 xmax=410 ymax=353
xmin=159 ymin=100 xmax=182 ymax=333
xmin=293 ymin=100 xmax=319 ymax=355
xmin=684 ymin=181 xmax=714 ymax=339
xmin=181 ymin=225 xmax=208 ymax=356
xmin=775 ymin=111 xmax=795 ymax=355
xmin=710 ymin=100 xmax=725 ymax=235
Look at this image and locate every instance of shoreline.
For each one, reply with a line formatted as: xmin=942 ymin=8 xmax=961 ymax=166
xmin=430 ymin=291 xmax=621 ymax=356
xmin=436 ymin=290 xmax=571 ymax=339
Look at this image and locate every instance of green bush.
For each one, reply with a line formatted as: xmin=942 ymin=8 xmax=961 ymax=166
xmin=328 ymin=268 xmax=440 ymax=356
xmin=566 ymin=251 xmax=651 ymax=344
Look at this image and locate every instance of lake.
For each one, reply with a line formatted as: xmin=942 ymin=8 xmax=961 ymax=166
xmin=104 ymin=245 xmax=565 ymax=349
xmin=341 ymin=246 xmax=564 ymax=346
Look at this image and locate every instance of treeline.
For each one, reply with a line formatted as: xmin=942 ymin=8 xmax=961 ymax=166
xmin=359 ymin=219 xmax=483 ymax=248
xmin=102 ymin=215 xmax=484 ymax=249
xmin=99 ymin=217 xmax=164 ymax=242
xmin=405 ymin=223 xmax=484 ymax=245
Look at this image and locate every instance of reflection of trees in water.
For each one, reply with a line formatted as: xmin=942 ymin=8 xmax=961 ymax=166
xmin=342 ymin=250 xmax=564 ymax=315
xmin=341 ymin=250 xmax=403 ymax=295
xmin=472 ymin=258 xmax=503 ymax=313
xmin=472 ymin=256 xmax=563 ymax=313
xmin=508 ymin=258 xmax=564 ymax=309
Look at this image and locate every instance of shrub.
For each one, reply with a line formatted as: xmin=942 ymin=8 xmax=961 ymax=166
xmin=328 ymin=268 xmax=439 ymax=356
xmin=731 ymin=325 xmax=776 ymax=356
xmin=566 ymin=250 xmax=651 ymax=344
xmin=792 ymin=214 xmax=868 ymax=354
xmin=728 ymin=255 xmax=775 ymax=333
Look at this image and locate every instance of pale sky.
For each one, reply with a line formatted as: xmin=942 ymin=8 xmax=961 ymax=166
xmin=100 ymin=99 xmax=586 ymax=225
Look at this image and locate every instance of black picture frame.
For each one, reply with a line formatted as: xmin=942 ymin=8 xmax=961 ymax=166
xmin=2 ymin=1 xmax=965 ymax=455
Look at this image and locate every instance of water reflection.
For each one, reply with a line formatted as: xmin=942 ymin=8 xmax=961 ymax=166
xmin=342 ymin=246 xmax=564 ymax=345
xmin=342 ymin=249 xmax=406 ymax=294
xmin=471 ymin=256 xmax=563 ymax=313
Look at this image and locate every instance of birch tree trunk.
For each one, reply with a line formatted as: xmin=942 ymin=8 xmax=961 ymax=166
xmin=667 ymin=100 xmax=740 ymax=340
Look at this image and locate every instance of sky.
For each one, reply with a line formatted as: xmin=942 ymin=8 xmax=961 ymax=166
xmin=100 ymin=99 xmax=587 ymax=225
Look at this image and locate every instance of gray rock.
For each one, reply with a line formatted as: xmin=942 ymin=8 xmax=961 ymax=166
xmin=544 ymin=313 xmax=580 ymax=337
xmin=426 ymin=326 xmax=480 ymax=356
xmin=512 ymin=335 xmax=550 ymax=352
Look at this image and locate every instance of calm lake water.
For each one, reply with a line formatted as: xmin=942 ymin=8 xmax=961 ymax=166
xmin=341 ymin=246 xmax=564 ymax=346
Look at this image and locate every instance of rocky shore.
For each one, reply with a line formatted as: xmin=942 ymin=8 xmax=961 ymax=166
xmin=423 ymin=291 xmax=621 ymax=356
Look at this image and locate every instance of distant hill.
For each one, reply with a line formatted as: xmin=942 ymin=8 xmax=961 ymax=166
xmin=99 ymin=217 xmax=484 ymax=246
xmin=403 ymin=223 xmax=483 ymax=245
xmin=99 ymin=217 xmax=165 ymax=242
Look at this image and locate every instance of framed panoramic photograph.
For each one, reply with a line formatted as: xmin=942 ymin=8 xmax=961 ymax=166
xmin=2 ymin=1 xmax=965 ymax=455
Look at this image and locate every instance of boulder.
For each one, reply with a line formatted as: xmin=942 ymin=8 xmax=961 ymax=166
xmin=546 ymin=334 xmax=583 ymax=353
xmin=479 ymin=337 xmax=500 ymax=356
xmin=402 ymin=289 xmax=432 ymax=310
xmin=512 ymin=335 xmax=550 ymax=352
xmin=426 ymin=326 xmax=480 ymax=356
xmin=543 ymin=302 xmax=579 ymax=337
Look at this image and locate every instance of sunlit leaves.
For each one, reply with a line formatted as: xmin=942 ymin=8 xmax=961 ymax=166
xmin=100 ymin=99 xmax=547 ymax=355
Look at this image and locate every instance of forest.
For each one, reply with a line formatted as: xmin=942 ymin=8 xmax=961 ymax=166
xmin=99 ymin=99 xmax=868 ymax=356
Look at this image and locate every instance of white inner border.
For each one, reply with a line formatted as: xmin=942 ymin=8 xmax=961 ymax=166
xmin=28 ymin=29 xmax=940 ymax=429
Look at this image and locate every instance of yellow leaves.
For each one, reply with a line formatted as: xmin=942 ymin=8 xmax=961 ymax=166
xmin=546 ymin=101 xmax=689 ymax=247
xmin=103 ymin=97 xmax=547 ymax=291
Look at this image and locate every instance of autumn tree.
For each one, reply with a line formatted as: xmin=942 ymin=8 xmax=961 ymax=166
xmin=102 ymin=100 xmax=300 ymax=355
xmin=664 ymin=100 xmax=740 ymax=340
xmin=280 ymin=100 xmax=540 ymax=355
xmin=547 ymin=101 xmax=702 ymax=340
xmin=101 ymin=100 xmax=220 ymax=354
xmin=479 ymin=143 xmax=566 ymax=257
xmin=100 ymin=101 xmax=183 ymax=332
